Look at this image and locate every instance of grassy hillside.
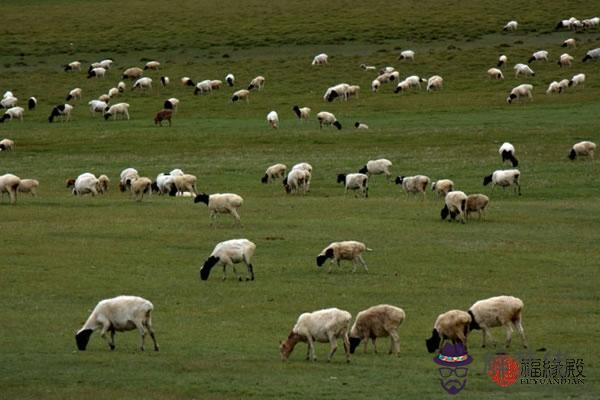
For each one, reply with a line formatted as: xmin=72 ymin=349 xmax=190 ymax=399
xmin=0 ymin=1 xmax=599 ymax=399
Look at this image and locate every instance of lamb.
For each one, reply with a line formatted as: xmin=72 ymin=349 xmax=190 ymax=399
xmin=349 ymin=305 xmax=406 ymax=356
xmin=514 ymin=63 xmax=535 ymax=77
xmin=503 ymin=20 xmax=518 ymax=31
xmin=225 ymin=73 xmax=235 ymax=87
xmin=71 ymin=173 xmax=100 ymax=196
xmin=164 ymin=98 xmax=179 ymax=111
xmin=132 ymin=77 xmax=153 ymax=92
xmin=582 ymin=48 xmax=600 ymax=62
xmin=87 ymin=67 xmax=106 ymax=78
xmin=28 ymin=97 xmax=37 ymax=110
xmin=200 ymin=239 xmax=256 ymax=281
xmin=506 ymin=84 xmax=533 ymax=104
xmin=194 ymin=192 xmax=243 ymax=226
xmin=0 ymin=173 xmax=21 ymax=204
xmin=283 ymin=168 xmax=309 ymax=194
xmin=48 ymin=104 xmax=73 ymax=123
xmin=425 ymin=310 xmax=472 ymax=353
xmin=66 ymin=88 xmax=82 ymax=101
xmin=316 ymin=111 xmax=341 ymax=129
xmin=324 ymin=83 xmax=350 ymax=102
xmin=160 ymin=76 xmax=170 ymax=87
xmin=398 ymin=50 xmax=415 ymax=61
xmin=261 ymin=163 xmax=287 ymax=183
xmin=497 ymin=54 xmax=508 ymax=68
xmin=97 ymin=175 xmax=110 ymax=194
xmin=17 ymin=179 xmax=39 ymax=197
xmin=569 ymin=73 xmax=586 ymax=87
xmin=360 ymin=64 xmax=376 ymax=71
xmin=0 ymin=138 xmax=15 ymax=151
xmin=267 ymin=111 xmax=279 ymax=128
xmin=371 ymin=79 xmax=381 ymax=92
xmin=181 ymin=77 xmax=195 ymax=86
xmin=431 ymin=179 xmax=454 ymax=199
xmin=103 ymin=103 xmax=130 ymax=121
xmin=108 ymin=87 xmax=119 ymax=98
xmin=528 ymin=50 xmax=549 ymax=63
xmin=337 ymin=173 xmax=368 ymax=198
xmin=248 ymin=76 xmax=265 ymax=91
xmin=144 ymin=61 xmax=160 ymax=70
xmin=194 ymin=80 xmax=212 ymax=95
xmin=395 ymin=175 xmax=431 ymax=199
xmin=154 ymin=109 xmax=172 ymax=127
xmin=210 ymin=80 xmax=222 ymax=90
xmin=279 ymin=308 xmax=352 ymax=362
xmin=394 ymin=76 xmax=426 ymax=93
xmin=499 ymin=142 xmax=519 ymax=167
xmin=119 ymin=168 xmax=139 ymax=192
xmin=168 ymin=174 xmax=198 ymax=196
xmin=89 ymin=100 xmax=108 ymax=116
xmin=129 ymin=177 xmax=153 ymax=201
xmin=316 ymin=241 xmax=371 ymax=273
xmin=427 ymin=75 xmax=443 ymax=92
xmin=122 ymin=67 xmax=144 ymax=80
xmin=75 ymin=295 xmax=158 ymax=352
xmin=354 ymin=122 xmax=369 ymax=130
xmin=558 ymin=53 xmax=574 ymax=67
xmin=0 ymin=107 xmax=25 ymax=123
xmin=487 ymin=68 xmax=504 ymax=80
xmin=117 ymin=81 xmax=126 ymax=92
xmin=64 ymin=61 xmax=81 ymax=71
xmin=358 ymin=159 xmax=392 ymax=181
xmin=562 ymin=38 xmax=576 ymax=48
xmin=292 ymin=105 xmax=310 ymax=121
xmin=468 ymin=295 xmax=528 ymax=349
xmin=466 ymin=194 xmax=490 ymax=220
xmin=0 ymin=96 xmax=18 ymax=109
xmin=440 ymin=190 xmax=468 ymax=223
xmin=569 ymin=141 xmax=596 ymax=160
xmin=312 ymin=53 xmax=328 ymax=65
xmin=231 ymin=89 xmax=250 ymax=103
xmin=483 ymin=169 xmax=521 ymax=195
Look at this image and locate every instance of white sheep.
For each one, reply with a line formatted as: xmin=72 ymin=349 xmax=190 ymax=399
xmin=468 ymin=295 xmax=528 ymax=349
xmin=312 ymin=53 xmax=328 ymax=65
xmin=562 ymin=38 xmax=576 ymax=48
xmin=87 ymin=67 xmax=106 ymax=78
xmin=395 ymin=175 xmax=431 ymax=199
xmin=371 ymin=79 xmax=381 ymax=92
xmin=98 ymin=94 xmax=111 ymax=103
xmin=569 ymin=73 xmax=585 ymax=87
xmin=231 ymin=89 xmax=250 ymax=103
xmin=108 ymin=87 xmax=119 ymax=98
xmin=292 ymin=106 xmax=310 ymax=121
xmin=506 ymin=84 xmax=533 ymax=104
xmin=358 ymin=159 xmax=392 ymax=181
xmin=168 ymin=174 xmax=198 ymax=196
xmin=354 ymin=122 xmax=369 ymax=130
xmin=431 ymin=179 xmax=454 ymax=199
xmin=427 ymin=75 xmax=443 ymax=92
xmin=0 ymin=138 xmax=15 ymax=151
xmin=398 ymin=50 xmax=415 ymax=61
xmin=66 ymin=88 xmax=82 ymax=101
xmin=291 ymin=162 xmax=312 ymax=192
xmin=194 ymin=192 xmax=244 ymax=226
xmin=0 ymin=173 xmax=21 ymax=204
xmin=144 ymin=61 xmax=160 ymax=70
xmin=119 ymin=168 xmax=139 ymax=192
xmin=133 ymin=77 xmax=153 ymax=92
xmin=569 ymin=141 xmax=596 ymax=160
xmin=380 ymin=66 xmax=395 ymax=74
xmin=280 ymin=308 xmax=352 ymax=362
xmin=349 ymin=305 xmax=405 ymax=356
xmin=89 ymin=100 xmax=108 ymax=116
xmin=75 ymin=295 xmax=158 ymax=351
xmin=324 ymin=83 xmax=350 ymax=102
xmin=558 ymin=53 xmax=574 ymax=67
xmin=528 ymin=50 xmax=549 ymax=63
xmin=483 ymin=169 xmax=521 ymax=195
xmin=97 ymin=59 xmax=113 ymax=69
xmin=316 ymin=111 xmax=341 ymax=129
xmin=200 ymin=239 xmax=256 ymax=281
xmin=28 ymin=97 xmax=37 ymax=110
xmin=48 ymin=104 xmax=73 ymax=123
xmin=394 ymin=75 xmax=426 ymax=93
xmin=267 ymin=110 xmax=279 ymax=128
xmin=248 ymin=76 xmax=265 ymax=91
xmin=337 ymin=173 xmax=368 ymax=198
xmin=283 ymin=168 xmax=309 ymax=194
xmin=72 ymin=173 xmax=100 ymax=196
xmin=546 ymin=81 xmax=561 ymax=95
xmin=582 ymin=48 xmax=600 ymax=62
xmin=487 ymin=68 xmax=504 ymax=80
xmin=1 ymin=96 xmax=18 ymax=109
xmin=194 ymin=79 xmax=212 ymax=95
xmin=425 ymin=310 xmax=472 ymax=353
xmin=513 ymin=63 xmax=535 ymax=78
xmin=122 ymin=67 xmax=144 ymax=80
xmin=0 ymin=107 xmax=24 ymax=123
xmin=64 ymin=61 xmax=81 ymax=71
xmin=2 ymin=91 xmax=13 ymax=99
xmin=466 ymin=194 xmax=490 ymax=220
xmin=17 ymin=179 xmax=39 ymax=197
xmin=440 ymin=190 xmax=468 ymax=223
xmin=499 ymin=142 xmax=519 ymax=167
xmin=104 ymin=103 xmax=130 ymax=121
xmin=503 ymin=20 xmax=518 ymax=31
xmin=117 ymin=81 xmax=126 ymax=92
xmin=261 ymin=163 xmax=287 ymax=183
xmin=225 ymin=73 xmax=235 ymax=87
xmin=497 ymin=54 xmax=508 ymax=68
xmin=181 ymin=77 xmax=194 ymax=87
xmin=316 ymin=241 xmax=371 ymax=273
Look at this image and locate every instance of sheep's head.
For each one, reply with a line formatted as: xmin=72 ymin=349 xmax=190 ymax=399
xmin=440 ymin=205 xmax=449 ymax=220
xmin=279 ymin=332 xmax=302 ymax=361
xmin=66 ymin=179 xmax=76 ymax=188
xmin=333 ymin=121 xmax=342 ymax=130
xmin=200 ymin=256 xmax=219 ymax=280
xmin=316 ymin=248 xmax=334 ymax=267
xmin=568 ymin=149 xmax=577 ymax=160
xmin=103 ymin=113 xmax=112 ymax=120
xmin=292 ymin=105 xmax=300 ymax=118
xmin=425 ymin=329 xmax=441 ymax=353
xmin=336 ymin=174 xmax=346 ymax=184
xmin=358 ymin=166 xmax=368 ymax=174
xmin=395 ymin=176 xmax=404 ymax=185
xmin=150 ymin=181 xmax=160 ymax=192
xmin=261 ymin=174 xmax=269 ymax=184
xmin=506 ymin=94 xmax=516 ymax=104
xmin=483 ymin=174 xmax=493 ymax=186
xmin=75 ymin=328 xmax=94 ymax=351
xmin=349 ymin=337 xmax=362 ymax=354
xmin=194 ymin=193 xmax=210 ymax=204
xmin=326 ymin=91 xmax=339 ymax=102
xmin=394 ymin=86 xmax=402 ymax=94
xmin=467 ymin=310 xmax=480 ymax=331
xmin=118 ymin=182 xmax=126 ymax=192
xmin=231 ymin=95 xmax=239 ymax=102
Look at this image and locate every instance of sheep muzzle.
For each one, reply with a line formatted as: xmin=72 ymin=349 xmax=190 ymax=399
xmin=75 ymin=329 xmax=93 ymax=351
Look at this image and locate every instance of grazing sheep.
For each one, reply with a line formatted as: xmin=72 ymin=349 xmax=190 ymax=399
xmin=194 ymin=192 xmax=243 ymax=226
xmin=371 ymin=79 xmax=381 ymax=92
xmin=225 ymin=73 xmax=235 ymax=87
xmin=355 ymin=122 xmax=369 ymax=130
xmin=398 ymin=50 xmax=415 ymax=61
xmin=98 ymin=94 xmax=111 ymax=103
xmin=499 ymin=142 xmax=519 ymax=167
xmin=117 ymin=81 xmax=126 ymax=92
xmin=0 ymin=138 xmax=15 ymax=151
xmin=72 ymin=173 xmax=100 ymax=196
xmin=283 ymin=168 xmax=309 ymax=194
xmin=290 ymin=163 xmax=312 ymax=192
xmin=483 ymin=169 xmax=521 ymax=195
xmin=103 ymin=103 xmax=130 ymax=121
xmin=17 ymin=179 xmax=39 ymax=196
xmin=75 ymin=295 xmax=158 ymax=352
xmin=395 ymin=175 xmax=430 ymax=199
xmin=279 ymin=308 xmax=352 ymax=362
xmin=48 ymin=104 xmax=73 ymax=123
xmin=0 ymin=107 xmax=25 ymax=123
xmin=316 ymin=111 xmax=341 ymax=129
xmin=200 ymin=239 xmax=256 ymax=281
xmin=503 ymin=20 xmax=518 ymax=31
xmin=119 ymin=168 xmax=139 ymax=192
xmin=546 ymin=81 xmax=561 ymax=95
xmin=194 ymin=79 xmax=212 ymax=95
xmin=97 ymin=175 xmax=109 ymax=194
xmin=466 ymin=194 xmax=489 ymax=220
xmin=28 ymin=97 xmax=37 ymax=110
xmin=154 ymin=109 xmax=172 ymax=127
xmin=468 ymin=295 xmax=528 ymax=349
xmin=144 ymin=61 xmax=160 ymax=70
xmin=316 ymin=241 xmax=371 ymax=273
xmin=394 ymin=75 xmax=426 ymax=93
xmin=556 ymin=18 xmax=576 ymax=30
xmin=497 ymin=54 xmax=508 ymax=68
xmin=108 ymin=87 xmax=119 ymax=98
xmin=261 ymin=163 xmax=287 ymax=183
xmin=487 ymin=68 xmax=504 ymax=80
xmin=569 ymin=73 xmax=586 ymax=87
xmin=66 ymin=88 xmax=82 ymax=101
xmin=1 ymin=96 xmax=18 ymax=109
xmin=427 ymin=75 xmax=443 ymax=92
xmin=248 ymin=76 xmax=265 ymax=91
xmin=129 ymin=177 xmax=153 ymax=201
xmin=0 ymin=173 xmax=21 ymax=204
xmin=133 ymin=77 xmax=153 ymax=92
xmin=164 ymin=98 xmax=179 ymax=111
xmin=440 ymin=190 xmax=468 ymax=223
xmin=64 ymin=61 xmax=81 ymax=72
xmin=292 ymin=105 xmax=310 ymax=121
xmin=152 ymin=169 xmax=184 ymax=194
xmin=231 ymin=89 xmax=250 ymax=103
xmin=528 ymin=50 xmax=549 ymax=63
xmin=431 ymin=179 xmax=454 ymax=199
xmin=87 ymin=67 xmax=106 ymax=78
xmin=168 ymin=174 xmax=198 ymax=196
xmin=346 ymin=85 xmax=360 ymax=99
xmin=349 ymin=305 xmax=406 ymax=356
xmin=582 ymin=48 xmax=600 ymax=62
xmin=337 ymin=173 xmax=369 ymax=198
xmin=210 ymin=80 xmax=222 ymax=90
xmin=425 ymin=310 xmax=472 ymax=353
xmin=89 ymin=100 xmax=108 ymax=116
xmin=312 ymin=53 xmax=328 ymax=65
xmin=122 ymin=67 xmax=144 ymax=80
xmin=514 ymin=63 xmax=535 ymax=78
xmin=506 ymin=84 xmax=533 ymax=104
xmin=324 ymin=83 xmax=350 ymax=102
xmin=360 ymin=64 xmax=376 ymax=71
xmin=562 ymin=38 xmax=576 ymax=48
xmin=267 ymin=111 xmax=279 ymax=128
xmin=358 ymin=159 xmax=392 ymax=181
xmin=160 ymin=76 xmax=170 ymax=87
xmin=569 ymin=141 xmax=596 ymax=160
xmin=582 ymin=17 xmax=600 ymax=28
xmin=181 ymin=77 xmax=195 ymax=87
xmin=558 ymin=53 xmax=574 ymax=67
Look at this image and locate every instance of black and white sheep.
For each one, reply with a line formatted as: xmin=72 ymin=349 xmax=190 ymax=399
xmin=499 ymin=142 xmax=519 ymax=167
xmin=292 ymin=105 xmax=310 ymax=121
xmin=349 ymin=305 xmax=405 ymax=356
xmin=468 ymin=295 xmax=528 ymax=349
xmin=503 ymin=20 xmax=518 ymax=31
xmin=248 ymin=76 xmax=265 ymax=91
xmin=582 ymin=48 xmax=600 ymax=62
xmin=225 ymin=73 xmax=235 ymax=87
xmin=0 ymin=138 xmax=15 ymax=151
xmin=507 ymin=84 xmax=533 ymax=104
xmin=231 ymin=89 xmax=250 ymax=103
xmin=261 ymin=163 xmax=287 ymax=184
xmin=528 ymin=50 xmax=549 ymax=63
xmin=200 ymin=239 xmax=256 ymax=281
xmin=48 ymin=104 xmax=73 ymax=123
xmin=28 ymin=97 xmax=37 ymax=110
xmin=431 ymin=179 xmax=454 ymax=199
xmin=513 ymin=64 xmax=535 ymax=78
xmin=426 ymin=310 xmax=472 ymax=353
xmin=316 ymin=241 xmax=371 ymax=273
xmin=103 ymin=103 xmax=130 ymax=121
xmin=316 ymin=111 xmax=341 ymax=129
xmin=358 ymin=159 xmax=392 ymax=181
xmin=395 ymin=175 xmax=430 ymax=199
xmin=337 ymin=173 xmax=368 ymax=198
xmin=194 ymin=192 xmax=244 ymax=226
xmin=483 ymin=169 xmax=521 ymax=195
xmin=122 ymin=67 xmax=144 ymax=80
xmin=440 ymin=190 xmax=468 ymax=223
xmin=569 ymin=141 xmax=596 ymax=160
xmin=0 ymin=107 xmax=25 ymax=123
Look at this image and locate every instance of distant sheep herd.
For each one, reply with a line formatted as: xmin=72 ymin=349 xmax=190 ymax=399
xmin=0 ymin=16 xmax=597 ymax=360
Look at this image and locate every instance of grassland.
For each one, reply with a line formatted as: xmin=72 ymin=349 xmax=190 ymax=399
xmin=1 ymin=1 xmax=599 ymax=399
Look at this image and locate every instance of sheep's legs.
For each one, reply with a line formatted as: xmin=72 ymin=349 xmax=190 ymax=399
xmin=145 ymin=319 xmax=159 ymax=351
xmin=327 ymin=335 xmax=338 ymax=361
xmin=222 ymin=264 xmax=227 ymax=280
xmin=358 ymin=255 xmax=368 ymax=272
xmin=343 ymin=334 xmax=351 ymax=363
xmin=390 ymin=332 xmax=400 ymax=355
xmin=363 ymin=337 xmax=369 ymax=353
xmin=372 ymin=338 xmax=378 ymax=353
xmin=136 ymin=322 xmax=147 ymax=351
xmin=504 ymin=324 xmax=514 ymax=348
xmin=514 ymin=320 xmax=528 ymax=348
xmin=232 ymin=265 xmax=242 ymax=281
xmin=230 ymin=209 xmax=241 ymax=226
xmin=245 ymin=262 xmax=255 ymax=281
xmin=307 ymin=336 xmax=316 ymax=361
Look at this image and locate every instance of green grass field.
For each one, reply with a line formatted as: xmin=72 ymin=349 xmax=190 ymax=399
xmin=1 ymin=1 xmax=599 ymax=398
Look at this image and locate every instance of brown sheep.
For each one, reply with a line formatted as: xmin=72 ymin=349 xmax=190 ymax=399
xmin=426 ymin=310 xmax=472 ymax=353
xmin=154 ymin=109 xmax=172 ymax=127
xmin=349 ymin=305 xmax=406 ymax=356
xmin=466 ymin=194 xmax=489 ymax=220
